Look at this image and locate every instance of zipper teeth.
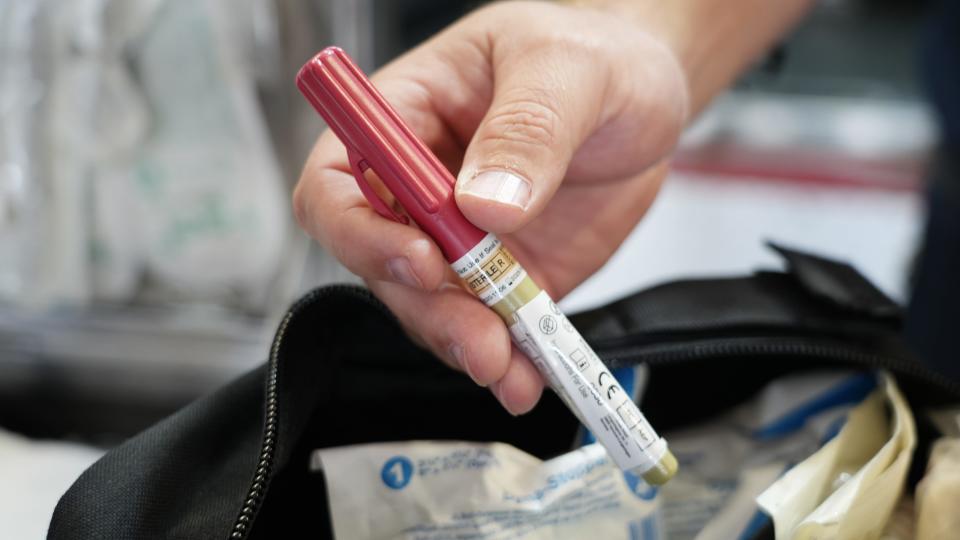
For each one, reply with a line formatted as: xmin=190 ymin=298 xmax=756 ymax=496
xmin=229 ymin=285 xmax=384 ymax=540
xmin=601 ymin=339 xmax=960 ymax=396
xmin=228 ymin=309 xmax=288 ymax=539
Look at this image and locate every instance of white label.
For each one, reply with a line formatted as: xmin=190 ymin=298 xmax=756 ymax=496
xmin=312 ymin=441 xmax=663 ymax=540
xmin=451 ymin=234 xmax=526 ymax=306
xmin=509 ymin=291 xmax=667 ymax=473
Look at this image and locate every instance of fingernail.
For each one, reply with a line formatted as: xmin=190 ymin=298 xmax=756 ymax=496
xmin=494 ymin=383 xmax=519 ymax=416
xmin=387 ymin=257 xmax=422 ymax=289
xmin=459 ymin=171 xmax=531 ymax=209
xmin=450 ymin=344 xmax=483 ymax=386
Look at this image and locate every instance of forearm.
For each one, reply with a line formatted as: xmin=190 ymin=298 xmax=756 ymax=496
xmin=566 ymin=0 xmax=814 ymax=115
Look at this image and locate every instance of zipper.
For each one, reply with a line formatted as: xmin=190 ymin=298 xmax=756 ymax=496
xmin=229 ymin=285 xmax=387 ymax=540
xmin=597 ymin=336 xmax=960 ymax=398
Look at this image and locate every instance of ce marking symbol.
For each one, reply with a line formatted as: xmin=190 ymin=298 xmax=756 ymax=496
xmin=597 ymin=371 xmax=620 ymax=400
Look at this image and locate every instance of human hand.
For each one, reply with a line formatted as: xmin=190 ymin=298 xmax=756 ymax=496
xmin=294 ymin=1 xmax=688 ymax=415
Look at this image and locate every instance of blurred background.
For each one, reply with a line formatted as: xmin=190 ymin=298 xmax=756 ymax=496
xmin=0 ymin=0 xmax=940 ymax=536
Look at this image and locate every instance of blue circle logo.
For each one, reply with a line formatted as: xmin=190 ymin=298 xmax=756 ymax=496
xmin=381 ymin=456 xmax=414 ymax=490
xmin=623 ymin=471 xmax=658 ymax=500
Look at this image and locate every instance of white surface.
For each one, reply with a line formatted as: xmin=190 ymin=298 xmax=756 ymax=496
xmin=681 ymin=94 xmax=935 ymax=161
xmin=561 ymin=172 xmax=922 ymax=313
xmin=0 ymin=429 xmax=102 ymax=539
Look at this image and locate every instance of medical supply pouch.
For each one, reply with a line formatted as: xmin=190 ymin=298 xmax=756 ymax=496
xmin=48 ymin=244 xmax=960 ymax=539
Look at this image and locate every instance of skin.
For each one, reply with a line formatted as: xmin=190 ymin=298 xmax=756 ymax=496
xmin=294 ymin=0 xmax=811 ymax=415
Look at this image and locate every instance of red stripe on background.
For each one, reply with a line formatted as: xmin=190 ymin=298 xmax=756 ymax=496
xmin=672 ymin=146 xmax=927 ymax=192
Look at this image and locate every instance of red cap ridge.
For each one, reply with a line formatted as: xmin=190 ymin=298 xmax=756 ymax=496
xmin=296 ymin=47 xmax=486 ymax=262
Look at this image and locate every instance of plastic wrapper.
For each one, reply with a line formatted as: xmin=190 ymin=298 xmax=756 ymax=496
xmin=915 ymin=437 xmax=960 ymax=540
xmin=757 ymin=373 xmax=916 ymax=540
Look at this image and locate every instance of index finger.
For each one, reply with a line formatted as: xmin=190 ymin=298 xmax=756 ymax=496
xmin=293 ymin=63 xmax=463 ymax=290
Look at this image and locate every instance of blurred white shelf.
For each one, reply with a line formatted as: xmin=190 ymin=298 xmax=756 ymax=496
xmin=0 ymin=301 xmax=273 ymax=404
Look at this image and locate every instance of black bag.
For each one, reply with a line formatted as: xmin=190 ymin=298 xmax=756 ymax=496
xmin=48 ymin=245 xmax=960 ymax=540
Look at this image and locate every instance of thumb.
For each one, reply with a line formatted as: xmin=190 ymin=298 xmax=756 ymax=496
xmin=455 ymin=50 xmax=606 ymax=233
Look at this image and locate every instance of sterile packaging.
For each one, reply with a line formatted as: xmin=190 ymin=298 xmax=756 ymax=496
xmin=757 ymin=373 xmax=916 ymax=540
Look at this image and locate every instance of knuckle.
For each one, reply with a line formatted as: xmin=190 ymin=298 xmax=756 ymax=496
xmin=524 ymin=22 xmax=610 ymax=60
xmin=557 ymin=34 xmax=607 ymax=61
xmin=484 ymin=92 xmax=562 ymax=150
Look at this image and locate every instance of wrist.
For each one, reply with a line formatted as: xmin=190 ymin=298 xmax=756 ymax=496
xmin=560 ymin=0 xmax=813 ymax=116
xmin=558 ymin=0 xmax=695 ymax=103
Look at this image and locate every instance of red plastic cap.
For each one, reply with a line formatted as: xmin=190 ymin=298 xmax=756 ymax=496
xmin=296 ymin=47 xmax=485 ymax=262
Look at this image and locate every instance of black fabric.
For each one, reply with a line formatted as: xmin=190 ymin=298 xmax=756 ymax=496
xmin=49 ymin=247 xmax=960 ymax=540
xmin=911 ymin=0 xmax=960 ymax=380
xmin=570 ymin=245 xmax=904 ymax=343
xmin=768 ymin=242 xmax=901 ymax=320
xmin=907 ymin=148 xmax=960 ymax=381
xmin=48 ymin=369 xmax=265 ymax=539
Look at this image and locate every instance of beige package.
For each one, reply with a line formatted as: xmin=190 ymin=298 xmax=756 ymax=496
xmin=757 ymin=374 xmax=916 ymax=540
xmin=915 ymin=437 xmax=960 ymax=540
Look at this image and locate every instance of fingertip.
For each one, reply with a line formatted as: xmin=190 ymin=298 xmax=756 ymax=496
xmin=491 ymin=348 xmax=545 ymax=415
xmin=452 ymin=304 xmax=512 ymax=386
xmin=403 ymin=238 xmax=446 ymax=291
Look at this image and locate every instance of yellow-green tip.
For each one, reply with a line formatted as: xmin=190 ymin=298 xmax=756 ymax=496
xmin=639 ymin=450 xmax=678 ymax=486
